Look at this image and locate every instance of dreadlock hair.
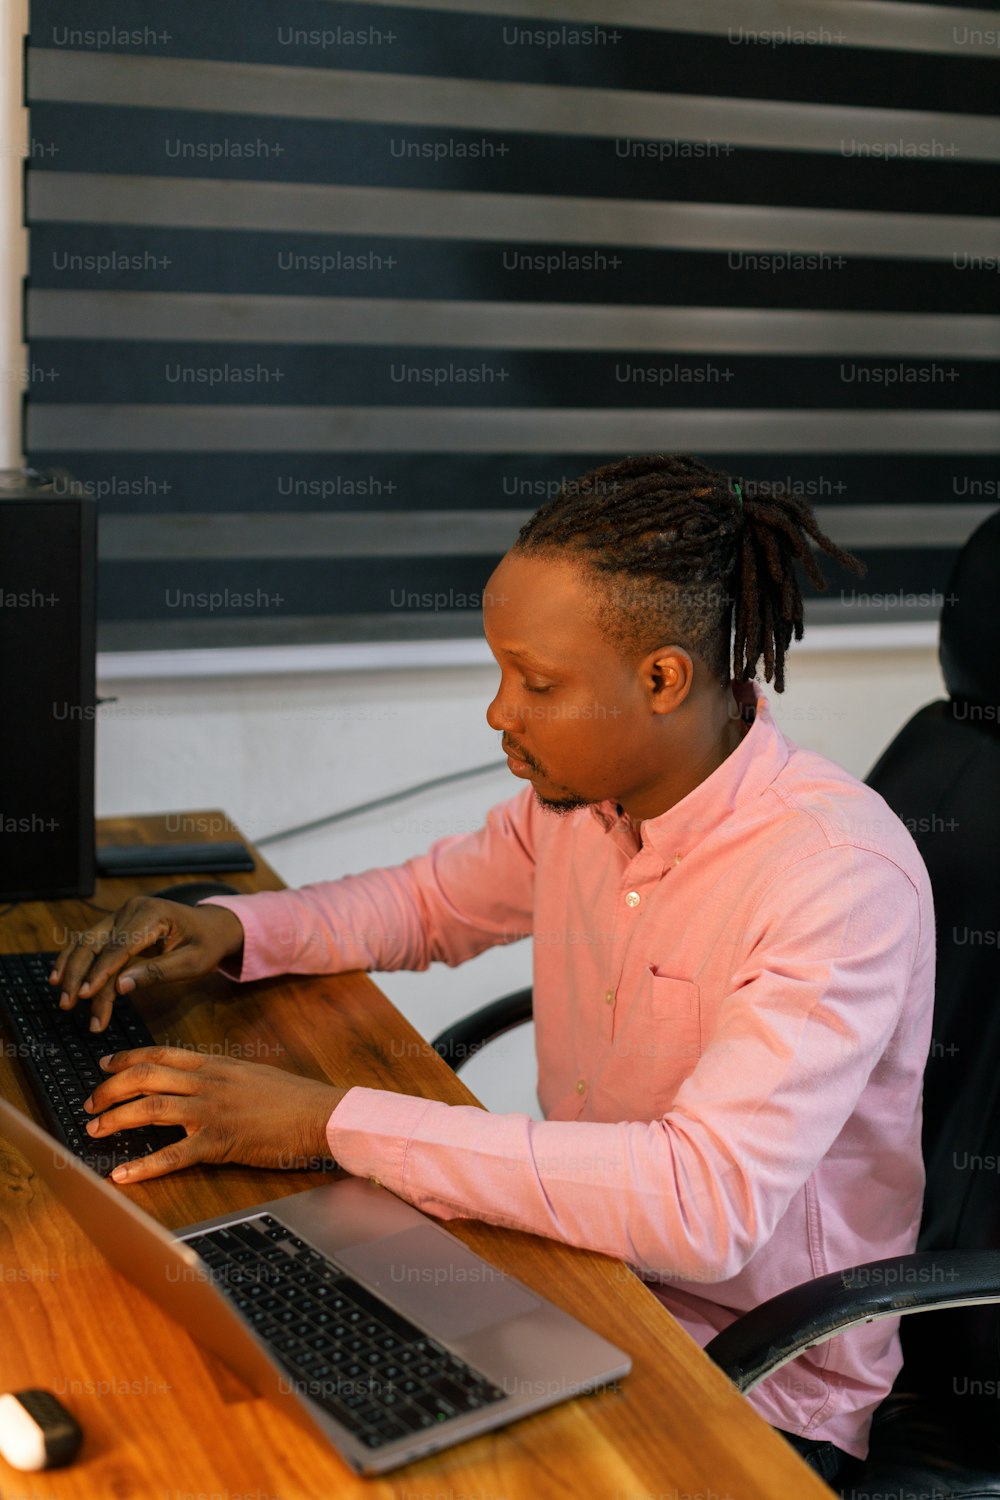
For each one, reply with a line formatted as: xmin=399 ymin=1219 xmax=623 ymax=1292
xmin=511 ymin=454 xmax=867 ymax=694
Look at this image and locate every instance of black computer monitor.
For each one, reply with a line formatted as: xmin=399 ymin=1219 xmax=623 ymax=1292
xmin=0 ymin=469 xmax=96 ymax=901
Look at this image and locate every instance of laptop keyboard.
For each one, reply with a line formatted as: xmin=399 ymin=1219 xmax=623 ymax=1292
xmin=183 ymin=1214 xmax=507 ymax=1450
xmin=0 ymin=950 xmax=185 ymax=1176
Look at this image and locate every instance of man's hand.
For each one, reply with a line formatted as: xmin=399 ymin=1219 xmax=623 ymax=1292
xmin=49 ymin=896 xmax=247 ymax=1033
xmin=82 ymin=1046 xmax=349 ymax=1184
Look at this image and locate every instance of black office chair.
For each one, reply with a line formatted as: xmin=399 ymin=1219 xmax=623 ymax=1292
xmin=432 ymin=509 xmax=1000 ymax=1496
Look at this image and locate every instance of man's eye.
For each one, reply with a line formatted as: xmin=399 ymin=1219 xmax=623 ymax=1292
xmin=523 ymin=683 xmax=551 ymax=695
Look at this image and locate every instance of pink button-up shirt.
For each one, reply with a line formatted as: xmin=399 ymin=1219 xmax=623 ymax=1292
xmin=204 ymin=678 xmax=934 ymax=1458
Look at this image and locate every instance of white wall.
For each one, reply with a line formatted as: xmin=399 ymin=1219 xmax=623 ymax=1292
xmin=95 ymin=636 xmax=945 ymax=1117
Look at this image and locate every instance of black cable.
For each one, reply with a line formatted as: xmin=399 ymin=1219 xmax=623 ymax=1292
xmin=254 ymin=758 xmax=508 ymax=849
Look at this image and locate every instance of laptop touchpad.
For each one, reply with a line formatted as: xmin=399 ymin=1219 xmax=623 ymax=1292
xmin=336 ymin=1225 xmax=540 ymax=1340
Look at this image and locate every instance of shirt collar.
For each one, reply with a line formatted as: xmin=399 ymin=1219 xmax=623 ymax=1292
xmin=589 ymin=680 xmax=789 ymax=860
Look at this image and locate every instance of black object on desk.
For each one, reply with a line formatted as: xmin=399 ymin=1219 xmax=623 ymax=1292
xmin=0 ymin=1389 xmax=84 ymax=1470
xmin=151 ymin=879 xmax=241 ymax=905
xmin=96 ymin=841 xmax=255 ymax=877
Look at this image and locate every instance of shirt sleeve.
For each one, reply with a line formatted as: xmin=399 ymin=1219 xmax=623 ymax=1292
xmin=325 ymin=843 xmax=928 ymax=1284
xmin=198 ymin=786 xmax=538 ymax=981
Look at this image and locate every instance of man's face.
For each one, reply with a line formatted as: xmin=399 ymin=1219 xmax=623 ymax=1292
xmin=482 ymin=551 xmax=683 ymax=815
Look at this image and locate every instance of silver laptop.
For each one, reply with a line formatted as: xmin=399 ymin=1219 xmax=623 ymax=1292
xmin=0 ymin=1096 xmax=631 ymax=1475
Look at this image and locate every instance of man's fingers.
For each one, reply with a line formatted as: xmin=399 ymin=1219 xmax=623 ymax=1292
xmin=106 ymin=947 xmax=204 ymax=998
xmin=85 ymin=1089 xmax=190 ymax=1137
xmin=50 ymin=902 xmax=166 ymax=1009
xmin=85 ymin=948 xmax=204 ymax=1034
xmin=98 ymin=1045 xmax=207 ymax=1074
xmin=48 ymin=944 xmax=78 ymax=986
xmin=108 ymin=1134 xmax=202 ymax=1185
xmin=86 ymin=990 xmax=117 ymax=1034
xmin=77 ymin=909 xmax=173 ymax=999
xmin=84 ymin=1052 xmax=204 ymax=1114
xmin=51 ymin=924 xmax=113 ymax=1009
xmin=82 ymin=925 xmax=206 ymax=1032
xmin=49 ymin=933 xmax=96 ymax=987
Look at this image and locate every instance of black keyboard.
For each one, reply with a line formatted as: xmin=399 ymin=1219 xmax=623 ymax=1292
xmin=0 ymin=950 xmax=185 ymax=1176
xmin=183 ymin=1214 xmax=506 ymax=1451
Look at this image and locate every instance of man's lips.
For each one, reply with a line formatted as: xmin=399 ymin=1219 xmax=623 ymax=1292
xmin=500 ymin=741 xmax=530 ymax=774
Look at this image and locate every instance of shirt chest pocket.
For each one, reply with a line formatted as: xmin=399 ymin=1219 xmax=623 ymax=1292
xmin=604 ymin=966 xmax=703 ymax=1119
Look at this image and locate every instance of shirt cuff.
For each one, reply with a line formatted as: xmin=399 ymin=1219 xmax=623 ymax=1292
xmin=325 ymin=1086 xmax=444 ymax=1189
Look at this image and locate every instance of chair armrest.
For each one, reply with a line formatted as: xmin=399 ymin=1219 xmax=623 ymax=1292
xmin=705 ymin=1249 xmax=1000 ymax=1392
xmin=431 ymin=988 xmax=533 ymax=1072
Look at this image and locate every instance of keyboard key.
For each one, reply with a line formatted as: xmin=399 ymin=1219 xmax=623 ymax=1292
xmin=430 ymin=1373 xmax=484 ymax=1409
xmin=413 ymin=1391 xmax=460 ymax=1423
xmin=394 ymin=1404 xmax=438 ymax=1433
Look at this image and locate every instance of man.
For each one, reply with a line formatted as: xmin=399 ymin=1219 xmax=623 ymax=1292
xmin=52 ymin=454 xmax=935 ymax=1480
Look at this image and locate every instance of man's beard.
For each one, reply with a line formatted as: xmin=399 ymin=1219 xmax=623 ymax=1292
xmin=532 ymin=787 xmax=594 ymax=816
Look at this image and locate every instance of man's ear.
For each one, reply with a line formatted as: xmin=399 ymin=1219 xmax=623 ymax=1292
xmin=642 ymin=645 xmax=694 ymax=714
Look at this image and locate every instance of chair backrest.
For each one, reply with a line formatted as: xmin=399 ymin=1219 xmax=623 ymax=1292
xmin=863 ymin=506 xmax=1000 ymax=1389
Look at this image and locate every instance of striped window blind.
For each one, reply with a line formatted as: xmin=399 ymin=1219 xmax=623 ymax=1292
xmin=23 ymin=0 xmax=1000 ymax=652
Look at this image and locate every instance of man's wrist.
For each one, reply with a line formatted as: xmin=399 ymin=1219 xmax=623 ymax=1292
xmin=313 ymin=1083 xmax=351 ymax=1163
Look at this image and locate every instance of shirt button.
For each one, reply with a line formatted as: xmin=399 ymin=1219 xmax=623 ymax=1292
xmin=673 ymin=853 xmax=683 ymax=866
xmin=576 ymin=1079 xmax=587 ymax=1094
xmin=370 ymin=1177 xmax=382 ymax=1188
xmin=625 ymin=890 xmax=641 ymax=907
xmin=604 ymin=989 xmax=615 ymax=1005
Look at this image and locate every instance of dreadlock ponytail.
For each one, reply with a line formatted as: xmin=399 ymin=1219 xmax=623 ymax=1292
xmin=513 ymin=454 xmax=866 ymax=693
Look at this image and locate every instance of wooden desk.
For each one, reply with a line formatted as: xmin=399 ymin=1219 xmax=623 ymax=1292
xmin=0 ymin=811 xmax=834 ymax=1499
